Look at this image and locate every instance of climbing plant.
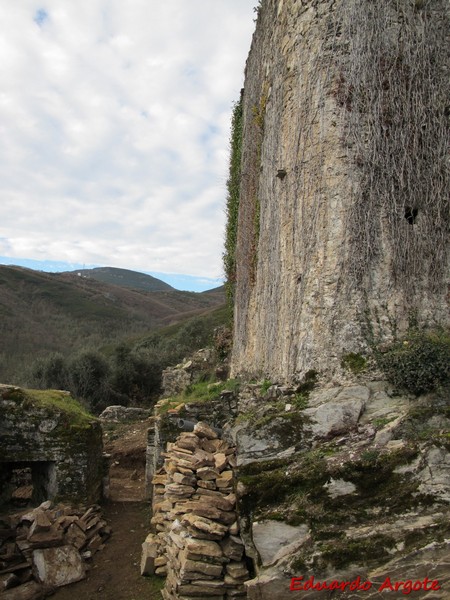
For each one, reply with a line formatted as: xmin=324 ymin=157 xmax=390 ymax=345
xmin=223 ymin=96 xmax=243 ymax=309
xmin=338 ymin=0 xmax=449 ymax=292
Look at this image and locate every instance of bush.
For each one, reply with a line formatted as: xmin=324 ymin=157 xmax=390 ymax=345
xmin=376 ymin=330 xmax=450 ymax=396
xmin=112 ymin=344 xmax=163 ymax=405
xmin=30 ymin=352 xmax=69 ymax=390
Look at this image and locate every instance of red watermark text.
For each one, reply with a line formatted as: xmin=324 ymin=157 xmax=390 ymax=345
xmin=290 ymin=575 xmax=441 ymax=595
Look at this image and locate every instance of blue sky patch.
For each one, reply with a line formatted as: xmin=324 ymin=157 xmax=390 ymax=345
xmin=34 ymin=9 xmax=49 ymax=27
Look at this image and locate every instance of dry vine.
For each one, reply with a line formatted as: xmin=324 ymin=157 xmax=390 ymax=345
xmin=338 ymin=0 xmax=449 ymax=293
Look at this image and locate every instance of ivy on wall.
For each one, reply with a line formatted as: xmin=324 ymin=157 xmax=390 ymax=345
xmin=223 ymin=96 xmax=244 ymax=310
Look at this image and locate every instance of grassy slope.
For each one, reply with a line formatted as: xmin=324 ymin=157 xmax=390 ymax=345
xmin=0 ymin=266 xmax=225 ymax=384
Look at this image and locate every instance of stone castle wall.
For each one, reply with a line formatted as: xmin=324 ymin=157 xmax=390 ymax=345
xmin=231 ymin=0 xmax=449 ymax=382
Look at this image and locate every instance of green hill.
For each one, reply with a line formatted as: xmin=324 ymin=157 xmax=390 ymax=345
xmin=0 ymin=265 xmax=225 ymax=385
xmin=65 ymin=266 xmax=174 ymax=292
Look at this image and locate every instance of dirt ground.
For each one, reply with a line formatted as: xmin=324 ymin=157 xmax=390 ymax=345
xmin=51 ymin=418 xmax=163 ymax=600
xmin=103 ymin=420 xmax=150 ymax=502
xmin=50 ymin=501 xmax=163 ymax=600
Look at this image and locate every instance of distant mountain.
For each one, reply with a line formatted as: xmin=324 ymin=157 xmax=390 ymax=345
xmin=0 ymin=265 xmax=225 ymax=385
xmin=64 ymin=266 xmax=174 ymax=292
xmin=202 ymin=285 xmax=226 ymax=300
xmin=0 ymin=257 xmax=224 ymax=292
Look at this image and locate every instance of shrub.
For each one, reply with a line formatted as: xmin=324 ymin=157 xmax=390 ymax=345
xmin=341 ymin=352 xmax=367 ymax=374
xmin=376 ymin=330 xmax=450 ymax=396
xmin=30 ymin=352 xmax=69 ymax=390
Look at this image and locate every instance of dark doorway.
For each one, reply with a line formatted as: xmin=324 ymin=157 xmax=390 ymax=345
xmin=0 ymin=461 xmax=56 ymax=508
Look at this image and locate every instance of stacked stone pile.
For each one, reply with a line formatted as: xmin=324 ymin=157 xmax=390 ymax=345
xmin=142 ymin=421 xmax=249 ymax=600
xmin=0 ymin=502 xmax=111 ymax=598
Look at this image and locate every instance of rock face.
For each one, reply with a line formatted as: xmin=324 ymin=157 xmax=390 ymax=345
xmin=230 ymin=0 xmax=449 ymax=380
xmin=232 ymin=381 xmax=450 ymax=599
xmin=162 ymin=349 xmax=217 ymax=397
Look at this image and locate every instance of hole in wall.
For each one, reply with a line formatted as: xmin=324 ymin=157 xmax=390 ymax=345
xmin=404 ymin=206 xmax=418 ymax=225
xmin=0 ymin=461 xmax=56 ymax=508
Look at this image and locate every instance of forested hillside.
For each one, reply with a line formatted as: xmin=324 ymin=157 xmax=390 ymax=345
xmin=0 ymin=265 xmax=226 ymax=409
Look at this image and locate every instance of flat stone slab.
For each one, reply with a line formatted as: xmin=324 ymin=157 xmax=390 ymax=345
xmin=252 ymin=521 xmax=309 ymax=566
xmin=303 ymin=388 xmax=367 ymax=438
xmin=33 ymin=545 xmax=85 ymax=587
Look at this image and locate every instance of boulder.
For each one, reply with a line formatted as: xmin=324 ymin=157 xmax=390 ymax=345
xmin=252 ymin=521 xmax=310 ymax=566
xmin=194 ymin=422 xmax=219 ymax=440
xmin=303 ymin=387 xmax=367 ymax=438
xmin=32 ymin=546 xmax=85 ymax=587
xmin=98 ymin=405 xmax=152 ymax=422
xmin=246 ymin=572 xmax=293 ymax=600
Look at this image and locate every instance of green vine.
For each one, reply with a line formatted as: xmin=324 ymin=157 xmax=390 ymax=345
xmin=249 ymin=82 xmax=268 ymax=284
xmin=223 ymin=96 xmax=244 ymax=310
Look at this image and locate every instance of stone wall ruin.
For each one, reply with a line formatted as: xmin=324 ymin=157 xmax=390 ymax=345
xmin=143 ymin=421 xmax=250 ymax=600
xmin=0 ymin=385 xmax=104 ymax=507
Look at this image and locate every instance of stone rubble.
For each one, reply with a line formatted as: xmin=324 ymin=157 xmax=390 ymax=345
xmin=143 ymin=421 xmax=249 ymax=600
xmin=98 ymin=405 xmax=153 ymax=422
xmin=162 ymin=349 xmax=218 ymax=398
xmin=0 ymin=502 xmax=111 ymax=598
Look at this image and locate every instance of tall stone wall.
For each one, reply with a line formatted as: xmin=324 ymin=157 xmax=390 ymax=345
xmin=231 ymin=0 xmax=449 ymax=381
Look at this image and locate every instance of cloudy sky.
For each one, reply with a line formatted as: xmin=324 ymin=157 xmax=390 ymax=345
xmin=0 ymin=1 xmax=256 ymax=290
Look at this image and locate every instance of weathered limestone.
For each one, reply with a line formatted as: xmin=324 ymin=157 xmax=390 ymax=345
xmin=252 ymin=522 xmax=310 ymax=566
xmin=231 ymin=379 xmax=450 ymax=600
xmin=32 ymin=546 xmax=85 ymax=587
xmin=162 ymin=349 xmax=217 ymax=397
xmin=143 ymin=422 xmax=249 ymax=600
xmin=98 ymin=405 xmax=152 ymax=422
xmin=231 ymin=0 xmax=449 ymax=381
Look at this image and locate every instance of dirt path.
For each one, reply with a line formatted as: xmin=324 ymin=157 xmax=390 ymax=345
xmin=103 ymin=420 xmax=149 ymax=502
xmin=52 ymin=420 xmax=161 ymax=600
xmin=50 ymin=501 xmax=163 ymax=600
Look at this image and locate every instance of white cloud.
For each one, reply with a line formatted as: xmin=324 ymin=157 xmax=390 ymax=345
xmin=0 ymin=0 xmax=256 ymax=280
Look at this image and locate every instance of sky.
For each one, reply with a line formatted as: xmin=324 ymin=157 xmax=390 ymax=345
xmin=0 ymin=1 xmax=256 ymax=291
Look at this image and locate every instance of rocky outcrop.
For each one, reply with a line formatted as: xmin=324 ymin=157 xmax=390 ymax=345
xmin=230 ymin=0 xmax=449 ymax=381
xmin=228 ymin=380 xmax=450 ymax=599
xmin=99 ymin=405 xmax=152 ymax=422
xmin=143 ymin=421 xmax=250 ymax=600
xmin=144 ymin=376 xmax=449 ymax=598
xmin=162 ymin=349 xmax=217 ymax=397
